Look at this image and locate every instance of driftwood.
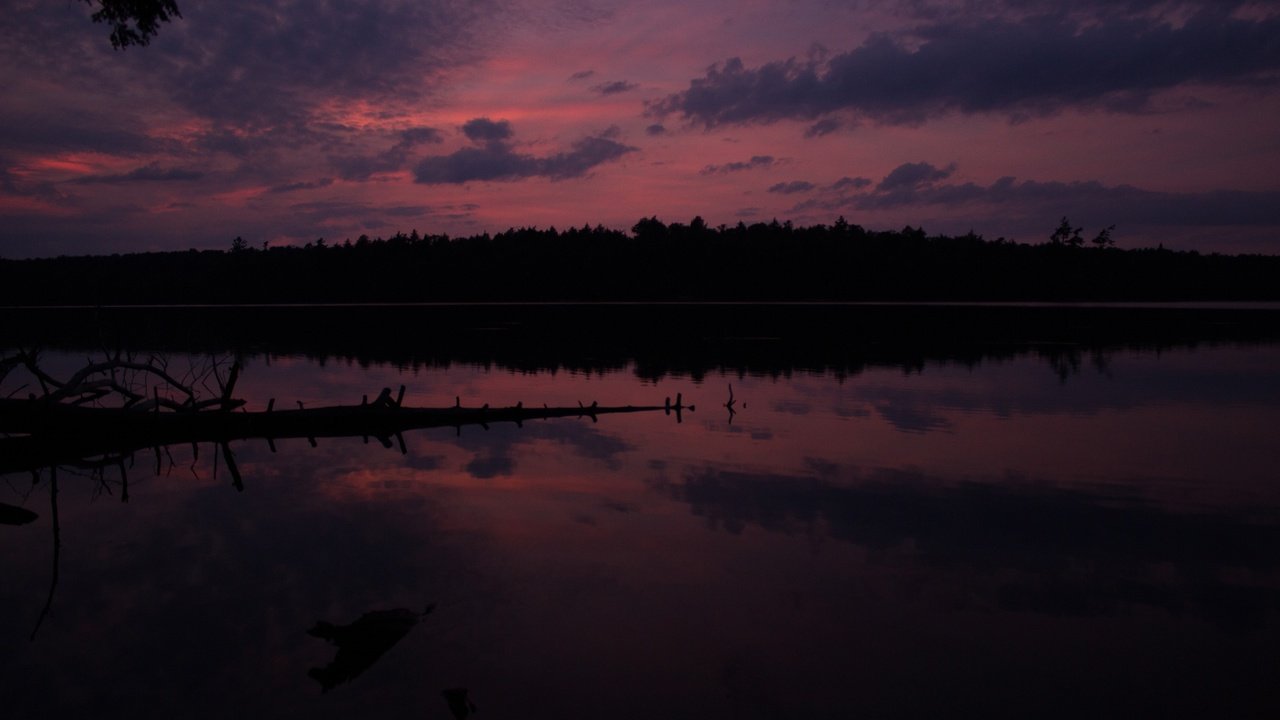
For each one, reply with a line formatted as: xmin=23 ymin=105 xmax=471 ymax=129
xmin=0 ymin=392 xmax=692 ymax=474
xmin=6 ymin=352 xmax=695 ymax=644
xmin=3 ymin=350 xmax=241 ymax=412
xmin=1 ymin=350 xmax=693 ymax=476
xmin=0 ymin=389 xmax=687 ymax=437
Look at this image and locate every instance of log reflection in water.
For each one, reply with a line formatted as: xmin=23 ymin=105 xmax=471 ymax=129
xmin=0 ymin=350 xmax=693 ymax=476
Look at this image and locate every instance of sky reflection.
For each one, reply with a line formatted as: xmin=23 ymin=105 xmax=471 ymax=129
xmin=3 ymin=342 xmax=1279 ymax=717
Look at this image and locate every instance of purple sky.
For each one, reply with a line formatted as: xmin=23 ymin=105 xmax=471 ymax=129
xmin=2 ymin=0 xmax=1279 ymax=258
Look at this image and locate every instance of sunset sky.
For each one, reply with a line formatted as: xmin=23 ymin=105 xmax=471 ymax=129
xmin=2 ymin=0 xmax=1279 ymax=258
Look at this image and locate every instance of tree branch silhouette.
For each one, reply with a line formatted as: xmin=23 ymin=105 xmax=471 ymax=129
xmin=84 ymin=0 xmax=181 ymax=49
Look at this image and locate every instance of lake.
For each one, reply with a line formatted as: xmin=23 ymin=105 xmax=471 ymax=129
xmin=2 ymin=305 xmax=1279 ymax=718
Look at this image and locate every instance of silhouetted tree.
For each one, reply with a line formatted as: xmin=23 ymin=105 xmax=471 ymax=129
xmin=631 ymin=216 xmax=668 ymax=240
xmin=1050 ymin=216 xmax=1083 ymax=247
xmin=84 ymin=0 xmax=181 ymax=49
xmin=1092 ymin=224 xmax=1116 ymax=248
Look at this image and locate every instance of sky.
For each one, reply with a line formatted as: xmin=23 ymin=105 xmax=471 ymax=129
xmin=2 ymin=0 xmax=1279 ymax=258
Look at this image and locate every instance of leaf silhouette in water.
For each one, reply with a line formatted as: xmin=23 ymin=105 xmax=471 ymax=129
xmin=307 ymin=605 xmax=434 ymax=692
xmin=443 ymin=687 xmax=477 ymax=719
xmin=0 ymin=502 xmax=38 ymax=526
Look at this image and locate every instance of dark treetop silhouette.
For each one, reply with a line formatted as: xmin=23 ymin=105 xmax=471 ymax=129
xmin=83 ymin=0 xmax=181 ymax=48
xmin=2 ymin=217 xmax=1277 ymax=304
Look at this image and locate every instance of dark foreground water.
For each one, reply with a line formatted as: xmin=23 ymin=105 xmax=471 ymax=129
xmin=3 ymin=307 xmax=1280 ymax=718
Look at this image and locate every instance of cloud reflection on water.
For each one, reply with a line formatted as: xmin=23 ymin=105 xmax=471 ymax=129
xmin=3 ymin=336 xmax=1280 ymax=718
xmin=652 ymin=464 xmax=1280 ymax=631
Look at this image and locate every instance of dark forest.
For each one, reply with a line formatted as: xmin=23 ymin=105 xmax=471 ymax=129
xmin=3 ymin=217 xmax=1278 ymax=304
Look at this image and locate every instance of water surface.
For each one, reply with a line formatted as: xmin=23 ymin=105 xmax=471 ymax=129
xmin=3 ymin=326 xmax=1279 ymax=718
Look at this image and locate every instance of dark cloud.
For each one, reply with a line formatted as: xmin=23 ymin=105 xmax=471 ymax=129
xmin=568 ymin=69 xmax=596 ymax=81
xmin=804 ymin=117 xmax=844 ymax=137
xmin=0 ymin=113 xmax=160 ymax=157
xmin=187 ymin=127 xmax=275 ymax=157
xmin=977 ymin=179 xmax=1280 ymax=228
xmin=700 ymin=155 xmax=776 ymax=175
xmin=395 ymin=127 xmax=445 ymax=148
xmin=414 ymin=119 xmax=635 ymax=184
xmin=268 ymin=178 xmax=335 ymax=194
xmin=768 ymin=180 xmax=816 ymax=194
xmin=651 ymin=9 xmax=1280 ymax=128
xmin=794 ymin=162 xmax=1280 ymax=236
xmin=593 ymin=80 xmax=638 ymax=95
xmin=0 ymin=156 xmax=65 ymax=203
xmin=877 ymin=161 xmax=956 ymax=191
xmin=384 ymin=205 xmax=433 ymax=218
xmin=156 ymin=2 xmax=494 ymax=127
xmin=910 ymin=0 xmax=1256 ymax=23
xmin=412 ymin=146 xmax=523 ymax=184
xmin=461 ymin=117 xmax=514 ymax=145
xmin=644 ymin=123 xmax=667 ymax=136
xmin=540 ymin=136 xmax=637 ymax=178
xmin=0 ymin=1 xmax=491 ymax=207
xmin=64 ymin=162 xmax=203 ymax=185
xmin=328 ymin=154 xmax=399 ymax=182
xmin=832 ymin=176 xmax=872 ymax=190
xmin=328 ymin=126 xmax=443 ymax=181
xmin=0 ymin=1 xmax=554 ymax=257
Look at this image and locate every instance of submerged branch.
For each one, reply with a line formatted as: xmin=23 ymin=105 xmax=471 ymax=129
xmin=4 ymin=350 xmax=223 ymax=410
xmin=0 ymin=392 xmax=693 ymax=476
xmin=29 ymin=468 xmax=60 ymax=642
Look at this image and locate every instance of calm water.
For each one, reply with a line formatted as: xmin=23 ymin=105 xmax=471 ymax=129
xmin=3 ymin=333 xmax=1280 ymax=718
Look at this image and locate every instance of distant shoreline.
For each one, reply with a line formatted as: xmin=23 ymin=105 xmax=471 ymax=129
xmin=4 ymin=222 xmax=1278 ymax=305
xmin=5 ymin=300 xmax=1280 ymax=311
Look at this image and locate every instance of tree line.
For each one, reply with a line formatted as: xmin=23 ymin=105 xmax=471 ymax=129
xmin=2 ymin=216 xmax=1278 ymax=304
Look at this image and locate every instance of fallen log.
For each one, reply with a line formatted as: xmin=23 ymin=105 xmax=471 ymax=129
xmin=0 ymin=391 xmax=694 ymax=475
